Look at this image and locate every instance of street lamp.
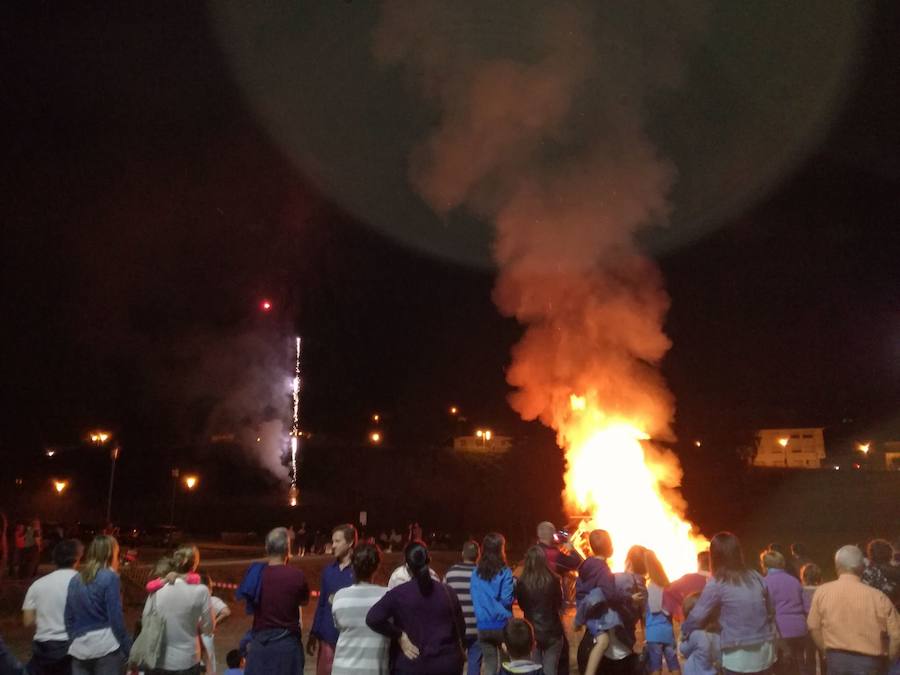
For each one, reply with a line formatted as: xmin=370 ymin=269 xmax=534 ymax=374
xmin=369 ymin=431 xmax=382 ymax=445
xmin=184 ymin=475 xmax=198 ymax=490
xmin=372 ymin=413 xmax=380 ymax=423
xmin=856 ymin=442 xmax=871 ymax=455
xmin=52 ymin=479 xmax=68 ymax=495
xmin=90 ymin=431 xmax=118 ymax=525
xmin=449 ymin=406 xmax=458 ymax=415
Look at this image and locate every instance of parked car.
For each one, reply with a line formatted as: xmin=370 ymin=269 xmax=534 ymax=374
xmin=141 ymin=525 xmax=184 ymax=548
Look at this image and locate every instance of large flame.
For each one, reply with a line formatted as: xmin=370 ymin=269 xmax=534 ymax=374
xmin=564 ymin=395 xmax=707 ymax=578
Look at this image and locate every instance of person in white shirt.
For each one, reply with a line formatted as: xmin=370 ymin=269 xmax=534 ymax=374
xmin=387 ymin=555 xmax=441 ymax=590
xmin=22 ymin=538 xmax=83 ymax=674
xmin=145 ymin=545 xmax=214 ymax=674
xmin=199 ymin=573 xmax=232 ymax=675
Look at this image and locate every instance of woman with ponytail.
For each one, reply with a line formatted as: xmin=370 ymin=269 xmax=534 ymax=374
xmin=366 ymin=540 xmax=466 ymax=675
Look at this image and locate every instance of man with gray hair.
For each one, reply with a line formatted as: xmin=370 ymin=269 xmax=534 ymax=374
xmin=242 ymin=527 xmax=311 ymax=675
xmin=807 ymin=545 xmax=900 ymax=675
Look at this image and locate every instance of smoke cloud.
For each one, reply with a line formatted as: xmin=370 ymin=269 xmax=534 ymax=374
xmin=375 ymin=1 xmax=707 ymax=441
xmin=157 ymin=327 xmax=293 ymax=480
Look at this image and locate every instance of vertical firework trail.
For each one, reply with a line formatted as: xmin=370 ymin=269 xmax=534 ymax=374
xmin=289 ymin=336 xmax=301 ymax=506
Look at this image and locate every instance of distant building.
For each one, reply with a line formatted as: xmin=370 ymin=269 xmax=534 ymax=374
xmin=884 ymin=441 xmax=900 ymax=471
xmin=753 ymin=428 xmax=825 ymax=469
xmin=453 ymin=433 xmax=513 ymax=454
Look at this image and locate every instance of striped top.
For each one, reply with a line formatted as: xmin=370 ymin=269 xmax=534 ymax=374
xmin=332 ymin=583 xmax=390 ymax=675
xmin=444 ymin=562 xmax=478 ymax=638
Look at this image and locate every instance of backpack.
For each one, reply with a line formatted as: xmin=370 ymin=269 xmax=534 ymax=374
xmin=129 ymin=593 xmax=166 ymax=670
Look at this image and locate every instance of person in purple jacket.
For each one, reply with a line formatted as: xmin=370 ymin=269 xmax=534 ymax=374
xmin=760 ymin=549 xmax=807 ymax=675
xmin=366 ymin=541 xmax=465 ymax=675
xmin=682 ymin=532 xmax=777 ymax=675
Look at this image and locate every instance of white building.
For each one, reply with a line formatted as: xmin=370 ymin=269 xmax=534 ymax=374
xmin=753 ymin=428 xmax=826 ymax=469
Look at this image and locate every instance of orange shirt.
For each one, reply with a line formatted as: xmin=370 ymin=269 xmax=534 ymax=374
xmin=807 ymin=574 xmax=900 ymax=657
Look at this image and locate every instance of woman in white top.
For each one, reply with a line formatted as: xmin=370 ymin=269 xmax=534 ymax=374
xmin=332 ymin=543 xmax=390 ymax=675
xmin=144 ymin=545 xmax=214 ymax=675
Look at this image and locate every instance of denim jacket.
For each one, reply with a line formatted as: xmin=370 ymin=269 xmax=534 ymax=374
xmin=64 ymin=569 xmax=132 ymax=654
xmin=681 ymin=572 xmax=775 ymax=650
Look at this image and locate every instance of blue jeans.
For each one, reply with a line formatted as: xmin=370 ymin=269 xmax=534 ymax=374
xmin=533 ymin=635 xmax=564 ymax=675
xmin=244 ymin=629 xmax=304 ymax=675
xmin=465 ymin=636 xmax=483 ymax=675
xmin=826 ymin=651 xmax=887 ymax=675
xmin=71 ymin=651 xmax=126 ymax=675
xmin=646 ymin=642 xmax=680 ymax=672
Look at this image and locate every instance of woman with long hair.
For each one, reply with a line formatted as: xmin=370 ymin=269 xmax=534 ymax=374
xmin=470 ymin=533 xmax=514 ymax=675
xmin=366 ymin=541 xmax=466 ymax=675
xmin=142 ymin=544 xmax=213 ymax=675
xmin=643 ymin=549 xmax=679 ymax=675
xmin=64 ymin=535 xmax=131 ymax=674
xmin=682 ymin=532 xmax=777 ymax=675
xmin=516 ymin=545 xmax=564 ymax=675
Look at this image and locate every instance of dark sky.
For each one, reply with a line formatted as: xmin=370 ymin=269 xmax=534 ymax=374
xmin=2 ymin=1 xmax=899 ymax=480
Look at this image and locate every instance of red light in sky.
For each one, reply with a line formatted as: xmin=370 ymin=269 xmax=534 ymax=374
xmin=260 ymin=299 xmax=272 ymax=312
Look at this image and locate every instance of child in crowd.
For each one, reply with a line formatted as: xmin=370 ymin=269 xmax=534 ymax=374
xmin=501 ymin=619 xmax=544 ymax=674
xmin=679 ymin=593 xmax=721 ymax=675
xmin=799 ymin=564 xmax=824 ymax=675
xmin=575 ymin=531 xmax=642 ymax=675
xmin=800 ymin=563 xmax=822 ymax=614
xmin=644 ymin=550 xmax=680 ymax=675
xmin=223 ymin=649 xmax=245 ymax=675
xmin=199 ymin=572 xmax=231 ymax=675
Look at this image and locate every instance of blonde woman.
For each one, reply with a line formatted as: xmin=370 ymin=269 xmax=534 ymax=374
xmin=64 ymin=535 xmax=131 ymax=674
xmin=144 ymin=544 xmax=213 ymax=675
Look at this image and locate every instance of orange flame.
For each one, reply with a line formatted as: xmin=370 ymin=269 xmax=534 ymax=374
xmin=562 ymin=394 xmax=706 ymax=577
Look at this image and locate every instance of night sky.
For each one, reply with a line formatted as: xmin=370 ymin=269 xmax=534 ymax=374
xmin=3 ymin=1 xmax=899 ymax=496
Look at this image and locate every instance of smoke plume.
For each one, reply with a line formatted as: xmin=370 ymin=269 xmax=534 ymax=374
xmin=158 ymin=326 xmax=293 ymax=480
xmin=375 ymin=1 xmax=707 ymax=444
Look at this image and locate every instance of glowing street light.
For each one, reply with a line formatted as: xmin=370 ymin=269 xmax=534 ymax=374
xmin=777 ymin=437 xmax=789 ymax=448
xmin=369 ymin=431 xmax=382 ymax=445
xmin=372 ymin=413 xmax=380 ymax=423
xmin=475 ymin=429 xmax=484 ymax=438
xmin=449 ymin=406 xmax=458 ymax=415
xmin=45 ymin=448 xmax=56 ymax=457
xmin=90 ymin=431 xmax=111 ymax=444
xmin=694 ymin=440 xmax=702 ymax=448
xmin=484 ymin=430 xmax=493 ymax=442
xmin=260 ymin=299 xmax=273 ymax=312
xmin=856 ymin=442 xmax=871 ymax=455
xmin=52 ymin=479 xmax=68 ymax=495
xmin=184 ymin=475 xmax=198 ymax=490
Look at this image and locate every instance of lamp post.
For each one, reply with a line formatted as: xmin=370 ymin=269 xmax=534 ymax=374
xmin=52 ymin=479 xmax=68 ymax=520
xmin=90 ymin=431 xmax=117 ymax=526
xmin=182 ymin=475 xmax=198 ymax=534
xmin=170 ymin=468 xmax=180 ymax=526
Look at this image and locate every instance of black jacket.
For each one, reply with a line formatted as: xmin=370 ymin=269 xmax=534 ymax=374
xmin=515 ymin=578 xmax=564 ymax=645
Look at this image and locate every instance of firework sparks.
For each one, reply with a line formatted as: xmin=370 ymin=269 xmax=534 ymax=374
xmin=289 ymin=336 xmax=301 ymax=506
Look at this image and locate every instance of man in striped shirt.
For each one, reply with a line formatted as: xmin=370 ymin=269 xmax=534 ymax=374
xmin=444 ymin=540 xmax=481 ymax=675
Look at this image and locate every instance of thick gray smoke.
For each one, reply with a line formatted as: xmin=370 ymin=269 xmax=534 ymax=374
xmin=375 ymin=1 xmax=708 ymax=440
